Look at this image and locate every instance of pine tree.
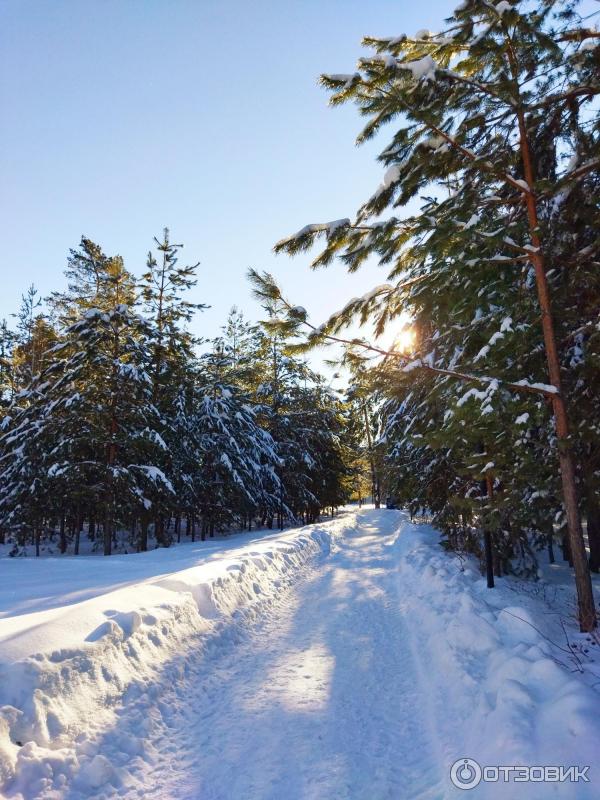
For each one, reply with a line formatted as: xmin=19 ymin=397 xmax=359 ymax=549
xmin=11 ymin=285 xmax=57 ymax=390
xmin=42 ymin=306 xmax=167 ymax=555
xmin=268 ymin=0 xmax=599 ymax=630
xmin=0 ymin=320 xmax=16 ymax=411
xmin=49 ymin=237 xmax=136 ymax=325
xmin=140 ymin=228 xmax=206 ymax=402
xmin=193 ymin=344 xmax=281 ymax=536
xmin=139 ymin=229 xmax=206 ymax=545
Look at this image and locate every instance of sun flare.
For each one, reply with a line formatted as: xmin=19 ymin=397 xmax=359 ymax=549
xmin=393 ymin=327 xmax=416 ymax=354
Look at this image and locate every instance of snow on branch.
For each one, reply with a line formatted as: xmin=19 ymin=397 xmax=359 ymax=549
xmin=274 ymin=219 xmax=351 ymax=256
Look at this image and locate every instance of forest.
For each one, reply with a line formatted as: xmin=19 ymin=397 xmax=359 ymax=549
xmin=0 ymin=233 xmax=370 ymax=557
xmin=0 ymin=0 xmax=599 ymax=636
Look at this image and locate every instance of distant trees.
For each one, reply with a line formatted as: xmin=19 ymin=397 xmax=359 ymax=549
xmin=261 ymin=0 xmax=600 ymax=630
xmin=0 ymin=233 xmax=355 ymax=555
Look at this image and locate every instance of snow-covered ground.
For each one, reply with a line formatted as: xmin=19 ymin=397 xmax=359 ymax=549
xmin=1 ymin=509 xmax=599 ymax=799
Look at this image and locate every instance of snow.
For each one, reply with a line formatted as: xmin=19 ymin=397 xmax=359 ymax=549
xmin=495 ymin=1 xmax=512 ymax=14
xmin=461 ymin=213 xmax=479 ymax=230
xmin=514 ymin=178 xmax=530 ymax=192
xmin=422 ymin=133 xmax=446 ymax=151
xmin=289 ymin=305 xmax=307 ymax=317
xmin=515 ymin=379 xmax=558 ymax=394
xmin=275 ymin=219 xmax=350 ymax=248
xmin=372 ymin=53 xmax=397 ymax=68
xmin=323 ymin=73 xmax=360 ymax=89
xmin=580 ymin=39 xmax=597 ymax=52
xmin=401 ymin=55 xmax=437 ymax=82
xmin=397 ymin=519 xmax=600 ymax=798
xmin=381 ymin=165 xmax=400 ymax=190
xmin=402 ymin=358 xmax=423 ymax=373
xmin=1 ymin=509 xmax=599 ymax=798
xmin=0 ymin=518 xmax=341 ymax=797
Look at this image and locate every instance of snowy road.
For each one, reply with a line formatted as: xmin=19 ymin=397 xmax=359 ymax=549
xmin=93 ymin=510 xmax=445 ymax=800
xmin=4 ymin=509 xmax=599 ymax=800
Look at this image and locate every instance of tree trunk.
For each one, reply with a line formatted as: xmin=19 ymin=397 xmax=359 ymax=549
xmin=547 ymin=530 xmax=555 ymax=565
xmin=59 ymin=514 xmax=67 ymax=554
xmin=74 ymin=508 xmax=82 ymax=556
xmin=155 ymin=516 xmax=164 ymax=547
xmin=139 ymin=517 xmax=148 ymax=552
xmin=494 ymin=38 xmax=598 ymax=629
xmin=484 ymin=474 xmax=495 ymax=588
xmin=362 ymin=402 xmax=380 ymax=508
xmin=483 ymin=530 xmax=495 ymax=588
xmin=585 ymin=489 xmax=600 ymax=573
xmin=104 ymin=503 xmax=112 ymax=556
xmin=511 ymin=86 xmax=595 ymax=629
xmin=561 ymin=532 xmax=573 ymax=566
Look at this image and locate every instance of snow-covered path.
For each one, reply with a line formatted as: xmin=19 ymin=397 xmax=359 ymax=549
xmin=88 ymin=510 xmax=444 ymax=800
xmin=3 ymin=509 xmax=600 ymax=799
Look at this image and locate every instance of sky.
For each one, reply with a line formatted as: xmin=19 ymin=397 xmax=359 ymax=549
xmin=0 ymin=0 xmax=456 ymax=364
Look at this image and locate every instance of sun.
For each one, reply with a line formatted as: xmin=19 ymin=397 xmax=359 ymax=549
xmin=393 ymin=327 xmax=416 ymax=354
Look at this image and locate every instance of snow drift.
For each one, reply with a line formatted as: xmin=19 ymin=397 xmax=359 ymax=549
xmin=0 ymin=521 xmax=338 ymax=797
xmin=394 ymin=521 xmax=600 ymax=799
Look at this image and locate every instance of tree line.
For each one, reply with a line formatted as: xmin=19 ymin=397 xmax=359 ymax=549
xmin=0 ymin=232 xmax=367 ymax=556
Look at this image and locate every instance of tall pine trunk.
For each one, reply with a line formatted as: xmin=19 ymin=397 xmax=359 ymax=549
xmin=508 ymin=42 xmax=596 ymax=630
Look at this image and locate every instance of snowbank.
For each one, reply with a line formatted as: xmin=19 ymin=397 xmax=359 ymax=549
xmin=0 ymin=518 xmax=341 ymax=798
xmin=394 ymin=522 xmax=600 ymax=799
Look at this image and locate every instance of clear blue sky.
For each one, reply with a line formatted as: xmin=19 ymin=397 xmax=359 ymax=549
xmin=0 ymin=0 xmax=455 ymax=350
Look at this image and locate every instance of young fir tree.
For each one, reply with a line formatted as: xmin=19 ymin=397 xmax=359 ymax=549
xmin=263 ymin=0 xmax=599 ymax=630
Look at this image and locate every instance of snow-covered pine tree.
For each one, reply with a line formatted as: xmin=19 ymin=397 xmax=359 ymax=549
xmin=269 ymin=0 xmax=599 ymax=630
xmin=40 ymin=305 xmax=170 ymax=555
xmin=139 ymin=229 xmax=206 ymax=545
xmin=0 ymin=376 xmax=54 ymax=555
xmin=246 ymin=283 xmax=353 ymax=523
xmin=193 ymin=344 xmax=281 ymax=537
